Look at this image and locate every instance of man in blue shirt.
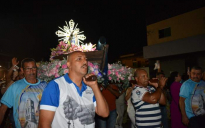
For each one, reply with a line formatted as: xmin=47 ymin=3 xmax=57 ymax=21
xmin=179 ymin=66 xmax=205 ymax=127
xmin=0 ymin=58 xmax=47 ymax=128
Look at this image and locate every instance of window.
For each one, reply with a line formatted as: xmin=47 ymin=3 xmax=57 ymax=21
xmin=159 ymin=27 xmax=171 ymax=38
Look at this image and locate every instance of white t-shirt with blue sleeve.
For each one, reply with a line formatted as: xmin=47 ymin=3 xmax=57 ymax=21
xmin=40 ymin=73 xmax=96 ymax=128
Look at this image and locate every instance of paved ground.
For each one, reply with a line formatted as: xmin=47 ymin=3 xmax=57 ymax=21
xmin=122 ymin=119 xmax=132 ymax=128
xmin=122 ymin=112 xmax=132 ymax=128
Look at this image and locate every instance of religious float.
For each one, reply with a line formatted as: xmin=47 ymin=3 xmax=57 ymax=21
xmin=37 ymin=19 xmax=134 ymax=88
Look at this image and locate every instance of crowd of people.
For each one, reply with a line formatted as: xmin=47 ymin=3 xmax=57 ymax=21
xmin=0 ymin=52 xmax=205 ymax=128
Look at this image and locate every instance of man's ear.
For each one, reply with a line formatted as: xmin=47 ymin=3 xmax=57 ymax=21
xmin=20 ymin=67 xmax=24 ymax=73
xmin=67 ymin=62 xmax=70 ymax=69
xmin=135 ymin=77 xmax=138 ymax=83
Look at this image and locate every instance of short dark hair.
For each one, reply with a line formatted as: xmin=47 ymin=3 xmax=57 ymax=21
xmin=166 ymin=71 xmax=179 ymax=90
xmin=167 ymin=71 xmax=179 ymax=85
xmin=21 ymin=58 xmax=36 ymax=68
xmin=191 ymin=66 xmax=203 ymax=72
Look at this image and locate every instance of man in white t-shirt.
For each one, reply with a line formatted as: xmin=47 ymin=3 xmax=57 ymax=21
xmin=38 ymin=51 xmax=109 ymax=128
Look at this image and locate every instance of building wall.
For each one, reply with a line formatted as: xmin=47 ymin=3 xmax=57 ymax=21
xmin=121 ymin=59 xmax=133 ymax=67
xmin=160 ymin=58 xmax=185 ymax=77
xmin=120 ymin=56 xmax=148 ymax=68
xmin=148 ymin=52 xmax=205 ymax=79
xmin=197 ymin=56 xmax=205 ymax=71
xmin=147 ymin=7 xmax=205 ymax=46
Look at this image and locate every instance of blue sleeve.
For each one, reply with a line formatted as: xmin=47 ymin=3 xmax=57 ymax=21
xmin=93 ymin=95 xmax=96 ymax=102
xmin=93 ymin=93 xmax=96 ymax=107
xmin=1 ymin=83 xmax=15 ymax=108
xmin=40 ymin=80 xmax=60 ymax=111
xmin=179 ymin=82 xmax=190 ymax=98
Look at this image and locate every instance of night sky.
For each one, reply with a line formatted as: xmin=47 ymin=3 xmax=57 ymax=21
xmin=0 ymin=0 xmax=205 ymax=66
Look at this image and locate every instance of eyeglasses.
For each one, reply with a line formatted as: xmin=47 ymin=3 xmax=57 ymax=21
xmin=23 ymin=67 xmax=37 ymax=71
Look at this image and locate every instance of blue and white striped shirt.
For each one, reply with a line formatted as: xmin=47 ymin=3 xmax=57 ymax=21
xmin=131 ymin=86 xmax=161 ymax=128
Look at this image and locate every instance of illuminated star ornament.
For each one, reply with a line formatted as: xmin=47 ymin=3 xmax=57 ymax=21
xmin=50 ymin=19 xmax=96 ymax=60
xmin=55 ymin=19 xmax=86 ymax=45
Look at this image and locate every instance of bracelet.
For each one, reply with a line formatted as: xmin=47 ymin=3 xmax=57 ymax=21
xmin=13 ymin=65 xmax=19 ymax=71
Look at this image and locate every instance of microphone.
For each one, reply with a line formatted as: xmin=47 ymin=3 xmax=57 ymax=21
xmin=85 ymin=75 xmax=97 ymax=81
xmin=149 ymin=79 xmax=159 ymax=83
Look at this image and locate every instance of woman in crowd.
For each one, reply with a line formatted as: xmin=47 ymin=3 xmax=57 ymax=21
xmin=168 ymin=71 xmax=186 ymax=128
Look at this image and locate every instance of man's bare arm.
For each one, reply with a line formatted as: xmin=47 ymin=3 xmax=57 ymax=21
xmin=158 ymin=89 xmax=166 ymax=105
xmin=143 ymin=77 xmax=167 ymax=104
xmin=142 ymin=87 xmax=162 ymax=104
xmin=38 ymin=110 xmax=55 ymax=128
xmin=0 ymin=104 xmax=8 ymax=125
xmin=179 ymin=97 xmax=189 ymax=126
xmin=6 ymin=58 xmax=19 ymax=83
xmin=125 ymin=87 xmax=132 ymax=101
xmin=92 ymin=85 xmax=109 ymax=117
xmin=83 ymin=76 xmax=109 ymax=118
